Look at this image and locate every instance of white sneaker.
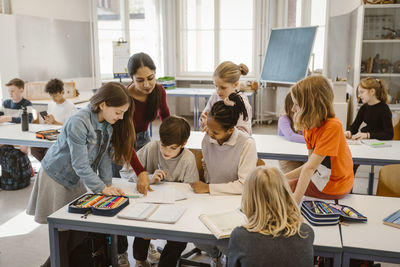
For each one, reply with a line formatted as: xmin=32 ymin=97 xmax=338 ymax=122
xmin=118 ymin=252 xmax=130 ymax=267
xmin=135 ymin=260 xmax=151 ymax=267
xmin=147 ymin=243 xmax=161 ymax=264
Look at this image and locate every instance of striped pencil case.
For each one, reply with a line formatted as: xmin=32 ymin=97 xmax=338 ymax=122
xmin=301 ymin=200 xmax=367 ymax=226
xmin=68 ymin=193 xmax=129 ymax=217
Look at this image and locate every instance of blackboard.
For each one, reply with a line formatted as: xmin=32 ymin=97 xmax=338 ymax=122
xmin=260 ymin=26 xmax=317 ymax=84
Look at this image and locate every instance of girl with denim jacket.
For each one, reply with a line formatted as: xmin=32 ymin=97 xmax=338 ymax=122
xmin=27 ymin=82 xmax=135 ymax=266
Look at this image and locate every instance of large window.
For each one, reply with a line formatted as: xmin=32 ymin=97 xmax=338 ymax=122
xmin=178 ymin=0 xmax=255 ymax=77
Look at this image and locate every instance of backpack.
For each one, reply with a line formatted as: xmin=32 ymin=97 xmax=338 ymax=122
xmin=0 ymin=145 xmax=32 ymax=190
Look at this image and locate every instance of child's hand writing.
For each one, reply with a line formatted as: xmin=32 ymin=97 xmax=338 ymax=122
xmin=137 ymin=171 xmax=153 ymax=195
xmin=352 ymin=132 xmax=369 ymax=140
xmin=101 ymin=186 xmax=125 ymax=196
xmin=344 ymin=131 xmax=352 ymax=139
xmin=150 ymin=169 xmax=167 ymax=184
xmin=190 ymin=181 xmax=210 ymax=193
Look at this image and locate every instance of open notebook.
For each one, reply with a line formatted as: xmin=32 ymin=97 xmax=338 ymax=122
xmin=118 ymin=203 xmax=186 ymax=224
xmin=199 ymin=209 xmax=247 ymax=239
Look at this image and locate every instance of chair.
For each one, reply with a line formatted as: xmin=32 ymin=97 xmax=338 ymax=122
xmin=376 ymin=164 xmax=400 ymax=197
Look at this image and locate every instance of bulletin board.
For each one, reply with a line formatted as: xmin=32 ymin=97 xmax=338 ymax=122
xmin=113 ymin=40 xmax=130 ymax=79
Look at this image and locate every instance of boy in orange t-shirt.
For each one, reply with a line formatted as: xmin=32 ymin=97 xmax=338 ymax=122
xmin=285 ymin=75 xmax=354 ymax=204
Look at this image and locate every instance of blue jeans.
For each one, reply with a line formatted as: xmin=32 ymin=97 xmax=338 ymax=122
xmin=111 ymin=130 xmax=151 ymax=178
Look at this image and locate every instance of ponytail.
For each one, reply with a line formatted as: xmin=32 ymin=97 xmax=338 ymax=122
xmin=209 ymin=92 xmax=248 ymax=130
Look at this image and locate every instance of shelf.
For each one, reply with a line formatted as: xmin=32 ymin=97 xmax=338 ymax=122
xmin=364 ymin=3 xmax=400 ymax=9
xmin=363 ymin=39 xmax=400 ymax=43
xmin=360 ymin=73 xmax=400 ymax=77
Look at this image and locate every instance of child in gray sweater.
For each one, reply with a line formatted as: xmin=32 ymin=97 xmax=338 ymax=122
xmin=228 ymin=166 xmax=314 ymax=267
xmin=133 ymin=116 xmax=199 ymax=267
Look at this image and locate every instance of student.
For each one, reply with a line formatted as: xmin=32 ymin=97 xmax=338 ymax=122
xmin=199 ymin=61 xmax=252 ymax=135
xmin=190 ymin=92 xmax=257 ymax=266
xmin=278 ymin=93 xmax=305 ymax=173
xmin=285 ymin=75 xmax=354 ymax=204
xmin=31 ymin=78 xmax=77 ymax=161
xmin=345 ymin=77 xmax=393 ymax=140
xmin=26 ymin=82 xmax=134 ymax=266
xmin=229 ymin=166 xmax=314 ymax=267
xmin=0 ymin=78 xmax=33 ymax=124
xmin=133 ymin=116 xmax=199 ymax=267
xmin=113 ymin=52 xmax=170 ymax=178
xmin=43 ymin=78 xmax=77 ymax=125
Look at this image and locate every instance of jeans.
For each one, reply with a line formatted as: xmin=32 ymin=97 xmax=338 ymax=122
xmin=133 ymin=237 xmax=187 ymax=267
xmin=111 ymin=130 xmax=151 ymax=178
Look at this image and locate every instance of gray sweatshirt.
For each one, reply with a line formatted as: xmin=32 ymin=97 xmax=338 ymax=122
xmin=228 ymin=223 xmax=314 ymax=267
xmin=137 ymin=140 xmax=199 ymax=183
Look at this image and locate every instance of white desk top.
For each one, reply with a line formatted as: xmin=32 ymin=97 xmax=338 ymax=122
xmin=340 ymin=194 xmax=400 ymax=255
xmin=30 ymin=91 xmax=93 ymax=105
xmin=166 ymin=88 xmax=253 ymax=97
xmin=0 ymin=123 xmax=57 ymax=148
xmin=187 ymin=131 xmax=400 ymax=165
xmin=48 ymin=180 xmax=341 ymax=250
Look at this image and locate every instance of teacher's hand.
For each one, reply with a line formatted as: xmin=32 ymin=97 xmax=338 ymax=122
xmin=137 ymin=171 xmax=153 ymax=195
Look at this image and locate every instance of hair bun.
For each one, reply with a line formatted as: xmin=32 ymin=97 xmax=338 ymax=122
xmin=238 ymin=63 xmax=249 ymax=76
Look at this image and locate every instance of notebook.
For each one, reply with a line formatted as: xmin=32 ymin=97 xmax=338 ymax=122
xmin=199 ymin=209 xmax=247 ymax=239
xmin=383 ymin=209 xmax=400 ymax=229
xmin=118 ymin=203 xmax=186 ymax=224
xmin=361 ymin=139 xmax=392 ymax=148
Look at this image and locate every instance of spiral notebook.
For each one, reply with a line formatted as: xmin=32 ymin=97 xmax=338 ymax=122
xmin=118 ymin=203 xmax=186 ymax=224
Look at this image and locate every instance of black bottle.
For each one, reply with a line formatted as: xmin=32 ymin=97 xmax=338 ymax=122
xmin=21 ymin=106 xmax=29 ymax=131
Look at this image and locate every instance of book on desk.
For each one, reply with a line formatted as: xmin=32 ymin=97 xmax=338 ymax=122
xmin=199 ymin=209 xmax=247 ymax=239
xmin=118 ymin=203 xmax=186 ymax=224
xmin=383 ymin=209 xmax=400 ymax=229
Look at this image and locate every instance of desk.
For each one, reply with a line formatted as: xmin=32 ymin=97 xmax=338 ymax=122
xmin=0 ymin=123 xmax=57 ymax=148
xmin=187 ymin=132 xmax=400 ymax=194
xmin=47 ymin=181 xmax=342 ymax=267
xmin=339 ymin=194 xmax=400 ymax=266
xmin=166 ymin=88 xmax=253 ymax=130
xmin=30 ymin=91 xmax=93 ymax=107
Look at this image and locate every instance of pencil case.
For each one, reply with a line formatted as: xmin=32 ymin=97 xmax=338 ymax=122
xmin=301 ymin=200 xmax=367 ymax=226
xmin=68 ymin=193 xmax=129 ymax=217
xmin=35 ymin=129 xmax=60 ymax=141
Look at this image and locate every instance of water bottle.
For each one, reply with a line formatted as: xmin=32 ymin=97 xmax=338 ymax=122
xmin=21 ymin=106 xmax=29 ymax=131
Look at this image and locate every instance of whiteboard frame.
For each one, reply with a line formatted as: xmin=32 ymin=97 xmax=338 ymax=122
xmin=259 ymin=26 xmax=318 ymax=85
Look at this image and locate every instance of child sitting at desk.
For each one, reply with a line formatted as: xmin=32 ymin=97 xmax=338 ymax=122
xmin=31 ymin=78 xmax=77 ymax=161
xmin=0 ymin=78 xmax=33 ymax=190
xmin=191 ymin=92 xmax=257 ymax=266
xmin=285 ymin=75 xmax=354 ymax=204
xmin=229 ymin=166 xmax=314 ymax=267
xmin=199 ymin=61 xmax=252 ymax=135
xmin=278 ymin=92 xmax=305 ymax=173
xmin=345 ymin=77 xmax=393 ymax=140
xmin=131 ymin=115 xmax=199 ymax=267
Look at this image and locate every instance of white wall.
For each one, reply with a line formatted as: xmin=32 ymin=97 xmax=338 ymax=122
xmin=329 ymin=0 xmax=361 ymax=17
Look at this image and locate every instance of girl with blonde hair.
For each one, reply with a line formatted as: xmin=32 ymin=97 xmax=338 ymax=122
xmin=199 ymin=61 xmax=253 ymax=135
xmin=285 ymin=75 xmax=354 ymax=204
xmin=345 ymin=77 xmax=393 ymax=140
xmin=228 ymin=166 xmax=314 ymax=267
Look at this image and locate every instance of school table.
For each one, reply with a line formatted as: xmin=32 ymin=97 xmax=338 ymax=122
xmin=30 ymin=91 xmax=93 ymax=107
xmin=0 ymin=123 xmax=57 ymax=148
xmin=339 ymin=194 xmax=400 ymax=266
xmin=47 ymin=181 xmax=342 ymax=267
xmin=165 ymin=88 xmax=254 ymax=130
xmin=186 ymin=131 xmax=400 ymax=194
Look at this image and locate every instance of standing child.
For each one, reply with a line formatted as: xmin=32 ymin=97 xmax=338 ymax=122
xmin=191 ymin=92 xmax=257 ymax=266
xmin=132 ymin=116 xmax=199 ymax=267
xmin=278 ymin=93 xmax=305 ymax=173
xmin=345 ymin=77 xmax=393 ymax=140
xmin=27 ymin=82 xmax=135 ymax=266
xmin=229 ymin=166 xmax=314 ymax=267
xmin=31 ymin=78 xmax=77 ymax=161
xmin=285 ymin=75 xmax=354 ymax=204
xmin=199 ymin=61 xmax=252 ymax=135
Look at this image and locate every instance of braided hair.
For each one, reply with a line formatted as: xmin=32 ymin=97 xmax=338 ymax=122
xmin=209 ymin=92 xmax=248 ymax=130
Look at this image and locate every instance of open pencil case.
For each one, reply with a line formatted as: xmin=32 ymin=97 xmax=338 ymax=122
xmin=35 ymin=129 xmax=60 ymax=141
xmin=68 ymin=193 xmax=129 ymax=217
xmin=301 ymin=200 xmax=367 ymax=226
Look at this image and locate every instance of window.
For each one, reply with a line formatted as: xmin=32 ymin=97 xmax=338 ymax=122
xmin=178 ymin=0 xmax=255 ymax=77
xmin=97 ymin=0 xmax=123 ymax=78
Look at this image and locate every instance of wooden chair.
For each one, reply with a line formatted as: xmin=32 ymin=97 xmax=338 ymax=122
xmin=376 ymin=164 xmax=400 ymax=197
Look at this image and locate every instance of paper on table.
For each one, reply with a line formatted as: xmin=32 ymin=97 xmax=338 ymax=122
xmin=118 ymin=203 xmax=186 ymax=224
xmin=137 ymin=184 xmax=188 ymax=204
xmin=147 ymin=205 xmax=186 ymax=224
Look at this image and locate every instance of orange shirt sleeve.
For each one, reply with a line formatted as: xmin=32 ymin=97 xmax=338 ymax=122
xmin=313 ymin=123 xmax=341 ymax=157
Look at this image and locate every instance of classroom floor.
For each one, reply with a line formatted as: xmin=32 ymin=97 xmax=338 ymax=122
xmin=0 ymin=118 xmax=398 ymax=267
